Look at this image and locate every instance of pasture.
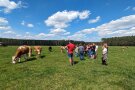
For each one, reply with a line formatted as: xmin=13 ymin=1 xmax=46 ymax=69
xmin=0 ymin=46 xmax=135 ymax=90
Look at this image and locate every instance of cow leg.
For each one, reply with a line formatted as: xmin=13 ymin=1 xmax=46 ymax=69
xmin=28 ymin=53 xmax=31 ymax=57
xmin=24 ymin=54 xmax=28 ymax=61
xmin=12 ymin=57 xmax=16 ymax=64
xmin=28 ymin=52 xmax=31 ymax=57
xmin=18 ymin=58 xmax=21 ymax=62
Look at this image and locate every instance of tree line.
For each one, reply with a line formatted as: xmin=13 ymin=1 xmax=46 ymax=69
xmin=1 ymin=36 xmax=135 ymax=46
xmin=102 ymin=36 xmax=135 ymax=46
xmin=0 ymin=38 xmax=85 ymax=46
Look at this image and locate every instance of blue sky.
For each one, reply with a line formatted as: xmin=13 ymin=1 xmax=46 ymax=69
xmin=0 ymin=0 xmax=135 ymax=42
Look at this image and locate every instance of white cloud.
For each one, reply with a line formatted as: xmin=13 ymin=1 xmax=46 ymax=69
xmin=0 ymin=17 xmax=11 ymax=30
xmin=1 ymin=13 xmax=135 ymax=41
xmin=21 ymin=20 xmax=25 ymax=25
xmin=45 ymin=10 xmax=90 ymax=29
xmin=88 ymin=16 xmax=101 ymax=24
xmin=36 ymin=33 xmax=55 ymax=38
xmin=27 ymin=23 xmax=34 ymax=28
xmin=0 ymin=0 xmax=23 ymax=13
xmin=21 ymin=21 xmax=34 ymax=28
xmin=50 ymin=28 xmax=66 ymax=34
xmin=16 ymin=34 xmax=22 ymax=37
xmin=79 ymin=10 xmax=90 ymax=20
xmin=1 ymin=30 xmax=16 ymax=38
xmin=124 ymin=6 xmax=135 ymax=11
xmin=124 ymin=6 xmax=131 ymax=11
xmin=67 ymin=33 xmax=86 ymax=41
xmin=49 ymin=28 xmax=71 ymax=36
xmin=36 ymin=33 xmax=46 ymax=37
xmin=73 ymin=14 xmax=135 ymax=40
xmin=0 ymin=26 xmax=11 ymax=30
xmin=96 ymin=15 xmax=135 ymax=36
xmin=35 ymin=31 xmax=70 ymax=40
xmin=44 ymin=10 xmax=90 ymax=38
xmin=0 ymin=17 xmax=8 ymax=25
xmin=76 ymin=28 xmax=96 ymax=34
xmin=14 ymin=34 xmax=23 ymax=39
xmin=25 ymin=32 xmax=30 ymax=34
xmin=65 ymin=14 xmax=135 ymax=41
xmin=23 ymin=32 xmax=34 ymax=39
xmin=63 ymin=32 xmax=70 ymax=35
xmin=3 ymin=30 xmax=15 ymax=34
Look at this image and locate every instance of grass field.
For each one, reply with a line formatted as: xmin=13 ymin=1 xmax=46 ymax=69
xmin=0 ymin=46 xmax=135 ymax=90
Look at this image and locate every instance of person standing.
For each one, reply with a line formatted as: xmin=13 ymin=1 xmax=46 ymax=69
xmin=88 ymin=44 xmax=92 ymax=58
xmin=94 ymin=44 xmax=98 ymax=59
xmin=78 ymin=44 xmax=84 ymax=60
xmin=83 ymin=44 xmax=87 ymax=56
xmin=102 ymin=43 xmax=108 ymax=65
xmin=91 ymin=43 xmax=96 ymax=59
xmin=65 ymin=41 xmax=76 ymax=66
xmin=95 ymin=45 xmax=98 ymax=53
xmin=75 ymin=45 xmax=79 ymax=57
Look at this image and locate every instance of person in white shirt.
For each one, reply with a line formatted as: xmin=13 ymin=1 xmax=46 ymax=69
xmin=95 ymin=45 xmax=98 ymax=52
xmin=94 ymin=45 xmax=98 ymax=59
xmin=102 ymin=43 xmax=108 ymax=65
xmin=75 ymin=45 xmax=79 ymax=57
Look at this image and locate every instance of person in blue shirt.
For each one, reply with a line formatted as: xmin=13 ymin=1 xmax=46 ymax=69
xmin=78 ymin=43 xmax=84 ymax=60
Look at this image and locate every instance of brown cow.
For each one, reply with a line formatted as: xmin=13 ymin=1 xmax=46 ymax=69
xmin=34 ymin=46 xmax=42 ymax=58
xmin=12 ymin=45 xmax=32 ymax=64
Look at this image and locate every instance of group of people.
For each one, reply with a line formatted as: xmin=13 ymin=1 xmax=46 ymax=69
xmin=12 ymin=41 xmax=108 ymax=65
xmin=64 ymin=41 xmax=108 ymax=66
xmin=75 ymin=43 xmax=98 ymax=60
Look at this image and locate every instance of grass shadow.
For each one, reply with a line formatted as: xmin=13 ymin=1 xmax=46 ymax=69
xmin=31 ymin=54 xmax=35 ymax=56
xmin=40 ymin=55 xmax=46 ymax=59
xmin=27 ymin=57 xmax=37 ymax=61
xmin=19 ymin=57 xmax=37 ymax=63
xmin=74 ymin=61 xmax=79 ymax=65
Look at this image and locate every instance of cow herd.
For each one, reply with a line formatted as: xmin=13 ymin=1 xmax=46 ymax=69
xmin=12 ymin=45 xmax=42 ymax=64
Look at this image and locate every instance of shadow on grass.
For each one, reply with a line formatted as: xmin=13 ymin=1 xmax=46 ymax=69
xmin=31 ymin=54 xmax=35 ymax=56
xmin=40 ymin=55 xmax=46 ymax=59
xmin=28 ymin=57 xmax=37 ymax=61
xmin=31 ymin=54 xmax=46 ymax=58
xmin=19 ymin=57 xmax=37 ymax=63
xmin=74 ymin=61 xmax=79 ymax=65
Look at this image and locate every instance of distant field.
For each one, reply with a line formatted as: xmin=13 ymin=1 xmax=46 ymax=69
xmin=0 ymin=46 xmax=135 ymax=90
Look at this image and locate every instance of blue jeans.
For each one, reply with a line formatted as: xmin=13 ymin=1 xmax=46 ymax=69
xmin=88 ymin=50 xmax=92 ymax=57
xmin=79 ymin=51 xmax=84 ymax=60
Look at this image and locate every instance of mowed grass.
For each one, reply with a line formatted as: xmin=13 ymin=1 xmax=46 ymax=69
xmin=0 ymin=46 xmax=135 ymax=90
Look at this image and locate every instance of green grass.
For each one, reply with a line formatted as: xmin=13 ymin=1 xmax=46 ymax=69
xmin=0 ymin=46 xmax=135 ymax=90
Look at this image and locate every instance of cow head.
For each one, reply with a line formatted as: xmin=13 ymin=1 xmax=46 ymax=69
xmin=12 ymin=56 xmax=19 ymax=64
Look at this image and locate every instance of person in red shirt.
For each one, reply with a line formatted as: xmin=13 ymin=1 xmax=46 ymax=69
xmin=65 ymin=41 xmax=76 ymax=66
